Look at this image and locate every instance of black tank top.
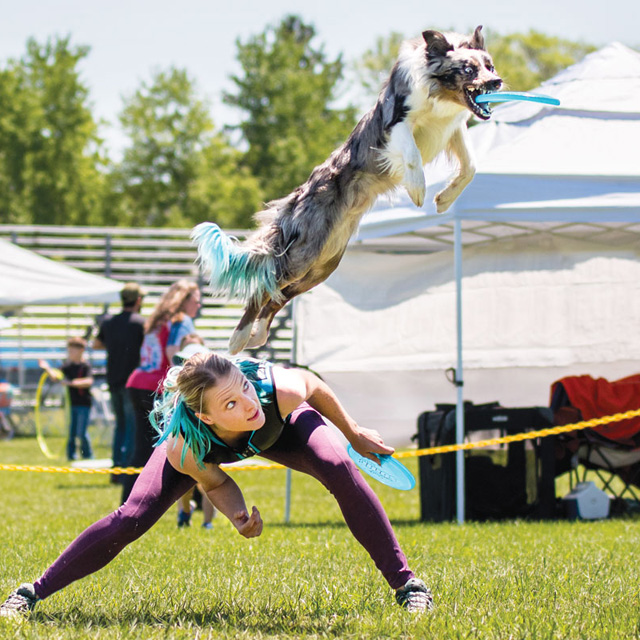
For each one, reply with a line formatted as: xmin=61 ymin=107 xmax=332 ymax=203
xmin=201 ymin=358 xmax=285 ymax=465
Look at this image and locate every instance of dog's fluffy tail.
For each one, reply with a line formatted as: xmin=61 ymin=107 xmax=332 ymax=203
xmin=192 ymin=222 xmax=282 ymax=304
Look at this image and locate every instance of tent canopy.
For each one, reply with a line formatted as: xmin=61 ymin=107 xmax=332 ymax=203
xmin=0 ymin=238 xmax=123 ymax=308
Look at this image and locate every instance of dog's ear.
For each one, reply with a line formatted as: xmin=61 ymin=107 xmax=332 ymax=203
xmin=470 ymin=25 xmax=485 ymax=50
xmin=422 ymin=30 xmax=454 ymax=57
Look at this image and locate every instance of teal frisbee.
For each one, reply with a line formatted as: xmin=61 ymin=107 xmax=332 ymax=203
xmin=475 ymin=91 xmax=560 ymax=106
xmin=347 ymin=444 xmax=416 ymax=491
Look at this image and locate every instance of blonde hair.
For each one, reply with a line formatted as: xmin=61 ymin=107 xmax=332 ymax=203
xmin=145 ymin=280 xmax=199 ymax=334
xmin=151 ymin=352 xmax=235 ymax=468
xmin=179 ymin=333 xmax=205 ymax=349
xmin=175 ymin=352 xmax=233 ymax=414
xmin=67 ymin=336 xmax=87 ymax=349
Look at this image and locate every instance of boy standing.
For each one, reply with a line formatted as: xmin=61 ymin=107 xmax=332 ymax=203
xmin=39 ymin=337 xmax=94 ymax=461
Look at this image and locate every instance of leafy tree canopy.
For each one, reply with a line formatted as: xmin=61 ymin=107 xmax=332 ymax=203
xmin=224 ymin=14 xmax=358 ymax=203
xmin=112 ymin=66 xmax=262 ymax=228
xmin=0 ymin=36 xmax=106 ymax=225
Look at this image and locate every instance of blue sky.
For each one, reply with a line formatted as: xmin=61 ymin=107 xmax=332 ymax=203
xmin=1 ymin=0 xmax=637 ymax=156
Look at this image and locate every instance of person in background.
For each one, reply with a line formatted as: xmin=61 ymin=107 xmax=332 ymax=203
xmin=121 ymin=280 xmax=200 ymax=504
xmin=39 ymin=337 xmax=94 ymax=461
xmin=165 ymin=285 xmax=202 ymax=363
xmin=93 ymin=283 xmax=146 ymax=477
xmin=0 ymin=379 xmax=15 ymax=440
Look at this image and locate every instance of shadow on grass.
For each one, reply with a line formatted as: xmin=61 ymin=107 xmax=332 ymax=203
xmin=55 ymin=483 xmax=115 ymax=490
xmin=272 ymin=518 xmax=425 ymax=529
xmin=34 ymin=605 xmax=355 ymax=635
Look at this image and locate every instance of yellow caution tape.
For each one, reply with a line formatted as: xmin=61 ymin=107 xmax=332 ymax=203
xmin=1 ymin=407 xmax=639 ymax=475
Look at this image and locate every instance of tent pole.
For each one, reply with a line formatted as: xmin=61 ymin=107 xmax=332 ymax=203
xmin=284 ymin=298 xmax=298 ymax=524
xmin=454 ymin=219 xmax=465 ymax=524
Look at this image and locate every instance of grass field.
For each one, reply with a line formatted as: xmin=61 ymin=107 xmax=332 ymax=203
xmin=1 ymin=435 xmax=639 ymax=639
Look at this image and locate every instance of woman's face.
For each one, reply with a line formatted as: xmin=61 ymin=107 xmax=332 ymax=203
xmin=182 ymin=289 xmax=201 ymax=318
xmin=195 ymin=367 xmax=265 ymax=435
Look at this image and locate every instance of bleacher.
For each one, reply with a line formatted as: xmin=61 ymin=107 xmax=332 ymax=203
xmin=0 ymin=224 xmax=293 ymax=390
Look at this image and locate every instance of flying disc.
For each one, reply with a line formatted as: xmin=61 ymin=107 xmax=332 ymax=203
xmin=475 ymin=91 xmax=560 ymax=106
xmin=347 ymin=444 xmax=415 ymax=491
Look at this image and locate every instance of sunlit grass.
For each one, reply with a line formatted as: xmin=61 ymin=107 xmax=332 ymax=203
xmin=1 ymin=436 xmax=639 ymax=639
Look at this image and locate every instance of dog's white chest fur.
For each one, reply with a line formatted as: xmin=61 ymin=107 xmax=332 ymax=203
xmin=408 ymin=87 xmax=468 ymax=163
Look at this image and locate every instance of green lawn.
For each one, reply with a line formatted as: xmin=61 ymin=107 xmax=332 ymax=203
xmin=1 ymin=436 xmax=639 ymax=639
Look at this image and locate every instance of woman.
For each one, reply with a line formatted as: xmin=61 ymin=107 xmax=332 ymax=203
xmin=165 ymin=285 xmax=201 ymax=363
xmin=0 ymin=352 xmax=432 ymax=618
xmin=121 ymin=279 xmax=200 ymax=503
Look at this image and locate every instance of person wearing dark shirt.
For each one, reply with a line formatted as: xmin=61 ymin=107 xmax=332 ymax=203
xmin=39 ymin=337 xmax=94 ymax=461
xmin=94 ymin=282 xmax=146 ymax=472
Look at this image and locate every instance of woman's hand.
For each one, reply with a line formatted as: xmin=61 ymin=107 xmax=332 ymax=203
xmin=231 ymin=505 xmax=263 ymax=538
xmin=349 ymin=426 xmax=395 ymax=464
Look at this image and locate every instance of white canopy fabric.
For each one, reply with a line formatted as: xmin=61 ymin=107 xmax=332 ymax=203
xmin=293 ymin=43 xmax=640 ymax=448
xmin=0 ymin=238 xmax=122 ymax=308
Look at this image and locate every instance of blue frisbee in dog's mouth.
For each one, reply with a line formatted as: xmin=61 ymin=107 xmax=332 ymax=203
xmin=475 ymin=91 xmax=560 ymax=106
xmin=347 ymin=445 xmax=416 ymax=491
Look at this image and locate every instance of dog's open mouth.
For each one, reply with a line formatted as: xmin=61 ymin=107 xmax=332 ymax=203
xmin=464 ymin=86 xmax=493 ymax=120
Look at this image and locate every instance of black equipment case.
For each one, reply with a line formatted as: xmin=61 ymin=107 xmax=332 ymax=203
xmin=416 ymin=404 xmax=556 ymax=521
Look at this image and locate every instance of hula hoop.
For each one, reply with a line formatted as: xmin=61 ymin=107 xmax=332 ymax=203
xmin=34 ymin=370 xmax=69 ymax=460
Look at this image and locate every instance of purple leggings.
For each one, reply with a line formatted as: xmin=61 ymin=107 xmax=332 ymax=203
xmin=34 ymin=406 xmax=413 ymax=599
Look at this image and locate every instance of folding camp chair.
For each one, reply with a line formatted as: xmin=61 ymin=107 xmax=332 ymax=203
xmin=551 ymin=379 xmax=640 ymax=506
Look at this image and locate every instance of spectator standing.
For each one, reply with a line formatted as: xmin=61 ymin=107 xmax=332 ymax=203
xmin=121 ymin=280 xmax=200 ymax=503
xmin=165 ymin=285 xmax=201 ymax=363
xmin=94 ymin=283 xmax=146 ymax=474
xmin=39 ymin=337 xmax=94 ymax=461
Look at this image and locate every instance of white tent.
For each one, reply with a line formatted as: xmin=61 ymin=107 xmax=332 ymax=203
xmin=0 ymin=238 xmax=122 ymax=308
xmin=293 ymin=43 xmax=640 ymax=451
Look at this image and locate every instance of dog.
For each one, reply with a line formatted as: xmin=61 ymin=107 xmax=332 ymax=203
xmin=193 ymin=26 xmax=502 ymax=354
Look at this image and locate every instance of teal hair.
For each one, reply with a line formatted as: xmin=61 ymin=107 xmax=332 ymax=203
xmin=151 ymin=359 xmax=271 ymax=470
xmin=191 ymin=222 xmax=282 ymax=304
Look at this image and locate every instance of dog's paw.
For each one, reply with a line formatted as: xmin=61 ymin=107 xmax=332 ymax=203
xmin=245 ymin=320 xmax=269 ymax=349
xmin=228 ymin=325 xmax=253 ymax=355
xmin=434 ymin=188 xmax=456 ymax=214
xmin=403 ymin=167 xmax=426 ymax=208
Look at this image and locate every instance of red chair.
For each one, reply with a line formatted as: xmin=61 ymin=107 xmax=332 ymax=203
xmin=550 ymin=375 xmax=640 ymax=505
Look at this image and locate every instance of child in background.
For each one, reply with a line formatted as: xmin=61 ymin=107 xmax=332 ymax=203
xmin=39 ymin=337 xmax=94 ymax=461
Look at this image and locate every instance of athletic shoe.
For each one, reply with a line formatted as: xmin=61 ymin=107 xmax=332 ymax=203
xmin=0 ymin=583 xmax=38 ymax=618
xmin=202 ymin=522 xmax=214 ymax=530
xmin=395 ymin=578 xmax=433 ymax=613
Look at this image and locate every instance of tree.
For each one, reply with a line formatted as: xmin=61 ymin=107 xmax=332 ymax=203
xmin=0 ymin=36 xmax=106 ymax=225
xmin=223 ymin=15 xmax=358 ymax=203
xmin=486 ymin=30 xmax=596 ymax=91
xmin=114 ymin=67 xmax=212 ymax=227
xmin=354 ymin=31 xmax=405 ymax=101
xmin=113 ymin=67 xmax=262 ymax=228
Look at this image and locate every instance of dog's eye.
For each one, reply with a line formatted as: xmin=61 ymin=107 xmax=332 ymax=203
xmin=463 ymin=65 xmax=475 ymax=76
xmin=486 ymin=63 xmax=495 ymax=72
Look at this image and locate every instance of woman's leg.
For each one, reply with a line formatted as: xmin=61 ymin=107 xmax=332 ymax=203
xmin=261 ymin=406 xmax=414 ymax=590
xmin=33 ymin=444 xmax=195 ymax=600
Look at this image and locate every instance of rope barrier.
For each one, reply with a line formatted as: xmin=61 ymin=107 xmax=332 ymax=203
xmin=1 ymin=407 xmax=639 ymax=476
